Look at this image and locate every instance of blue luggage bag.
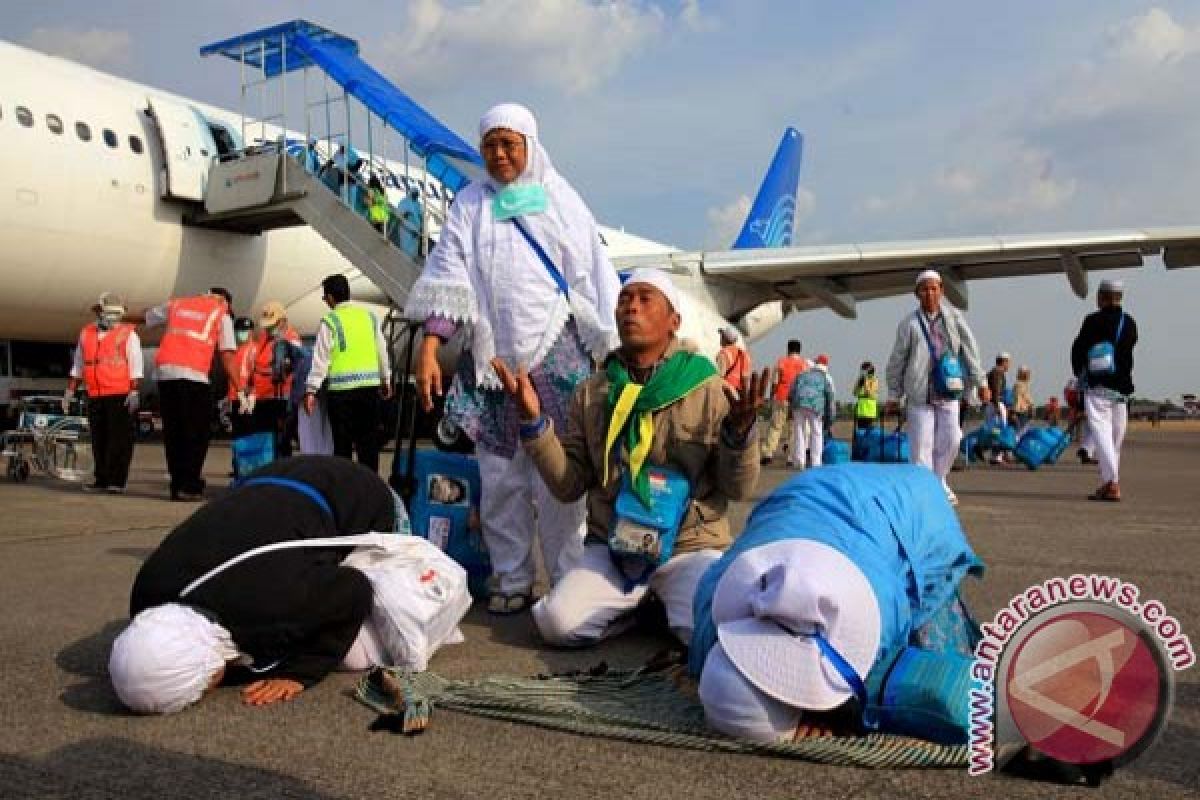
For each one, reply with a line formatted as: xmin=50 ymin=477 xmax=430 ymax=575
xmin=403 ymin=449 xmax=492 ymax=598
xmin=232 ymin=432 xmax=275 ymax=478
xmin=1014 ymin=426 xmax=1070 ymax=470
xmin=822 ymin=439 xmax=851 ymax=465
xmin=854 ymin=424 xmax=910 ymax=464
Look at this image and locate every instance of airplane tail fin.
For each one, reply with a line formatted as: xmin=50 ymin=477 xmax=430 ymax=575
xmin=732 ymin=127 xmax=804 ymax=249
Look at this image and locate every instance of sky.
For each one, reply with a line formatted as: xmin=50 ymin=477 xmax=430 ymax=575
xmin=7 ymin=1 xmax=1200 ymax=400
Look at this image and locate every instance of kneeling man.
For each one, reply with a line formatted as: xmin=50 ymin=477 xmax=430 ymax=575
xmin=493 ymin=269 xmax=765 ymax=646
xmin=109 ymin=456 xmax=401 ymax=713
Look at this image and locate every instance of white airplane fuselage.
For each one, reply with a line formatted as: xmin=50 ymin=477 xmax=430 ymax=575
xmin=0 ymin=41 xmax=744 ymax=356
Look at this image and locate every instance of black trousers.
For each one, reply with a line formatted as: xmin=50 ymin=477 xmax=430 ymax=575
xmin=326 ymin=387 xmax=381 ymax=472
xmin=252 ymin=398 xmax=293 ymax=458
xmin=159 ymin=379 xmax=212 ymax=494
xmin=87 ymin=394 xmax=135 ymax=488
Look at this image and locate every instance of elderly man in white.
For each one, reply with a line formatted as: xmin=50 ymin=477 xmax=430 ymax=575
xmin=409 ymin=103 xmax=621 ymax=615
xmin=886 ymin=270 xmax=987 ymax=505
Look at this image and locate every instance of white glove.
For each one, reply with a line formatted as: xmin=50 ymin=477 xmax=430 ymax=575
xmin=237 ymin=390 xmax=256 ymax=415
xmin=125 ymin=390 xmax=139 ymax=412
xmin=61 ymin=390 xmax=74 ymax=415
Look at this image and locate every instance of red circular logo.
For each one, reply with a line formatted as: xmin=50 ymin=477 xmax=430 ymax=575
xmin=1005 ymin=611 xmax=1164 ymax=764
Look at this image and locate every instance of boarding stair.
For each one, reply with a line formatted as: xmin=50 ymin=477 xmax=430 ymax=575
xmin=177 ymin=20 xmax=483 ymax=311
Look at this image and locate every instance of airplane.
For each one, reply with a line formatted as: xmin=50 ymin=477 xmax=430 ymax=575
xmin=3 ymin=29 xmax=1199 ymax=425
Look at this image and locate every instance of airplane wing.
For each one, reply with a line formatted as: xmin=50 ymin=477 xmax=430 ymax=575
xmin=611 ymin=226 xmax=1200 ymax=319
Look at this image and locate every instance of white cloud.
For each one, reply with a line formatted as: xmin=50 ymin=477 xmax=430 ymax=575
xmin=1109 ymin=7 xmax=1200 ymax=65
xmin=936 ymin=166 xmax=977 ymax=195
xmin=23 ymin=27 xmax=132 ymax=70
xmin=375 ymin=0 xmax=670 ymax=95
xmin=706 ymin=194 xmax=751 ymax=248
xmin=679 ymin=0 xmax=718 ymax=32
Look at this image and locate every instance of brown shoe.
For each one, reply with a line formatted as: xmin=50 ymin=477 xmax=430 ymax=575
xmin=1088 ymin=482 xmax=1121 ymax=502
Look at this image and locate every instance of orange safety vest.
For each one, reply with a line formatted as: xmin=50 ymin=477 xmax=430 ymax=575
xmin=156 ymin=295 xmax=226 ymax=375
xmin=80 ymin=323 xmax=134 ymax=397
xmin=228 ymin=340 xmax=257 ymax=402
xmin=719 ymin=344 xmax=750 ymax=391
xmin=772 ymin=355 xmax=809 ymax=403
xmin=251 ymin=326 xmax=300 ymax=399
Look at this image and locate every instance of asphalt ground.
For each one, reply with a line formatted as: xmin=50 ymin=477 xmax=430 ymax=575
xmin=1 ymin=424 xmax=1197 ymax=799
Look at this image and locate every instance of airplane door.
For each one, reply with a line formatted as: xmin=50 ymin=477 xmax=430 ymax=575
xmin=146 ymin=97 xmax=218 ymax=202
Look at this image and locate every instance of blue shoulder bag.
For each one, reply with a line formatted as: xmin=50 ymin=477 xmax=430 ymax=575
xmin=916 ymin=313 xmax=965 ymax=399
xmin=1086 ymin=312 xmax=1125 ymax=377
xmin=609 ymin=465 xmax=691 ymax=587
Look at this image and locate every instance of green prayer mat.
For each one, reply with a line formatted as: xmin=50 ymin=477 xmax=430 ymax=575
xmin=353 ymin=662 xmax=970 ymax=769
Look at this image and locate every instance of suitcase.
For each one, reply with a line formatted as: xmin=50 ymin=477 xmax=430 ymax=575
xmin=1015 ymin=426 xmax=1070 ymax=470
xmin=402 ymin=449 xmax=492 ymax=599
xmin=231 ymin=432 xmax=275 ymax=478
xmin=854 ymin=421 xmax=910 ymax=464
xmin=822 ymin=439 xmax=851 ymax=465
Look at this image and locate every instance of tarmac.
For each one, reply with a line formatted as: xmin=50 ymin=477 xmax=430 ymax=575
xmin=0 ymin=424 xmax=1197 ymax=799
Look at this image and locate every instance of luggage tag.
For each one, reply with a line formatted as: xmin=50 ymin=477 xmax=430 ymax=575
xmin=609 ymin=465 xmax=691 ymax=583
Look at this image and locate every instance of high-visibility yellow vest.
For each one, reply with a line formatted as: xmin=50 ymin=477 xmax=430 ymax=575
xmin=368 ymin=191 xmax=390 ymax=225
xmin=323 ymin=305 xmax=382 ymax=391
xmin=854 ymin=376 xmax=879 ymax=419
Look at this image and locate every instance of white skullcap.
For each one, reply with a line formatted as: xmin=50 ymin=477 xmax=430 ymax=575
xmin=1098 ymin=278 xmax=1124 ymax=293
xmin=698 ymin=643 xmax=802 ymax=742
xmin=997 ymin=352 xmax=1011 ymax=361
xmin=915 ymin=269 xmax=942 ymax=288
xmin=479 ymin=103 xmax=537 ymax=140
xmin=623 ymin=268 xmax=682 ymax=313
xmin=109 ymin=603 xmax=239 ymax=714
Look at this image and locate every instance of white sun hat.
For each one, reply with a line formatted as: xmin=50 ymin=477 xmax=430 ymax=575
xmin=711 ymin=539 xmax=882 ymax=711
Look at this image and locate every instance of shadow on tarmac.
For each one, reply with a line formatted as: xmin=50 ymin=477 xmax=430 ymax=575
xmin=0 ymin=738 xmax=337 ymax=798
xmin=56 ymin=620 xmax=128 ymax=716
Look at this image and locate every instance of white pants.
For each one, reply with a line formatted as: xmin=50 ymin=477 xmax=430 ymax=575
xmin=478 ymin=448 xmax=587 ymax=595
xmin=907 ymin=401 xmax=962 ymax=482
xmin=532 ymin=543 xmax=722 ymax=646
xmin=1085 ymin=391 xmax=1127 ymax=485
xmin=789 ymin=409 xmax=823 ymax=468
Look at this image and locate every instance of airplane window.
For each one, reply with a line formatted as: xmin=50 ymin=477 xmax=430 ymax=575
xmin=16 ymin=106 xmax=33 ymax=127
xmin=103 ymin=129 xmax=117 ymax=148
xmin=76 ymin=121 xmax=92 ymax=141
xmin=129 ymin=135 xmax=144 ymax=154
xmin=46 ymin=114 xmax=63 ymax=134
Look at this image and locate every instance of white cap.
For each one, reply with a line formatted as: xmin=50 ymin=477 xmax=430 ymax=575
xmin=98 ymin=292 xmax=126 ymax=315
xmin=710 ymin=539 xmax=881 ymax=711
xmin=698 ymin=642 xmax=803 ymax=742
xmin=915 ymin=269 xmax=942 ymax=288
xmin=1099 ymin=278 xmax=1125 ymax=293
xmin=997 ymin=352 xmax=1011 ymax=361
xmin=109 ymin=603 xmax=238 ymax=714
xmin=622 ymin=268 xmax=682 ymax=314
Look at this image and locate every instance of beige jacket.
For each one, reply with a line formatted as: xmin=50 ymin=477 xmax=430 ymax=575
xmin=523 ymin=338 xmax=760 ymax=554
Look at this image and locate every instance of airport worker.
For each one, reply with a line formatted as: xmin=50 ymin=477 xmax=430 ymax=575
xmin=227 ymin=316 xmax=257 ymax=477
xmin=141 ymin=287 xmax=239 ymax=502
xmin=885 ymin=270 xmax=987 ymax=506
xmin=691 ymin=464 xmax=982 ymax=743
xmin=251 ymin=301 xmax=302 ymax=459
xmin=852 ymin=361 xmax=880 ymax=438
xmin=715 ymin=326 xmax=752 ymax=396
xmin=409 ymin=102 xmax=621 ymax=615
xmin=786 ymin=353 xmax=834 ymax=469
xmin=493 ymin=268 xmax=766 ymax=645
xmin=302 ymin=275 xmax=392 ymax=472
xmin=109 ymin=456 xmax=402 ymax=714
xmin=64 ymin=292 xmax=143 ymax=493
xmin=1071 ymin=278 xmax=1138 ymax=502
xmin=366 ymin=175 xmax=391 ymax=235
xmin=759 ymin=339 xmax=809 ymax=465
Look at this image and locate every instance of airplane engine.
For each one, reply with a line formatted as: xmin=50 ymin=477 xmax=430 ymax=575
xmin=735 ymin=301 xmax=786 ymax=342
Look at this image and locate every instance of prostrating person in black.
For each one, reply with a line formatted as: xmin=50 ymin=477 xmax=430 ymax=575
xmin=109 ymin=456 xmax=399 ymax=714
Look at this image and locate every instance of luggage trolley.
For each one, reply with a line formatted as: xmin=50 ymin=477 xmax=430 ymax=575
xmin=0 ymin=395 xmax=94 ymax=483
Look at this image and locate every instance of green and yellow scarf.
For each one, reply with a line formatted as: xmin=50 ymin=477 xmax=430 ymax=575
xmin=603 ymin=350 xmax=716 ymax=506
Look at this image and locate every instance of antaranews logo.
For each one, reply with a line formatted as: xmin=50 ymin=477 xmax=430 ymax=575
xmin=968 ymin=574 xmax=1194 ymax=776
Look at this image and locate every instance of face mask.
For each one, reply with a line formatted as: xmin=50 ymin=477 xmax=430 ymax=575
xmin=491 ymin=183 xmax=547 ymax=221
xmin=236 ymin=331 xmax=250 ymax=344
xmin=98 ymin=312 xmax=121 ymax=330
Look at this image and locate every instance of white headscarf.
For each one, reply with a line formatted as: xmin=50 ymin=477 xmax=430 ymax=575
xmin=109 ymin=603 xmax=239 ymax=714
xmin=406 ymin=102 xmax=621 ymax=387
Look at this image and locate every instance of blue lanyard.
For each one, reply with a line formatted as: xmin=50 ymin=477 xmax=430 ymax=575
xmin=239 ymin=476 xmax=332 ymax=518
xmin=512 ymin=216 xmax=570 ymax=299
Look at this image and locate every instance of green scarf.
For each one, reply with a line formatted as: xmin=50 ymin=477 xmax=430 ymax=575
xmin=603 ymin=349 xmax=717 ymax=507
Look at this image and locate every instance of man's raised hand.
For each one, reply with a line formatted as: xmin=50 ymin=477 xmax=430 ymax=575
xmin=491 ymin=358 xmax=541 ymax=422
xmin=725 ymin=368 xmax=770 ymax=437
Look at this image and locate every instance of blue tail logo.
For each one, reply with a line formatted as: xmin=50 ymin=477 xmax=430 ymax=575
xmin=732 ymin=127 xmax=804 ymax=249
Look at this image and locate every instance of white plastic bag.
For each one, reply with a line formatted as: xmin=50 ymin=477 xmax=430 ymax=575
xmin=343 ymin=534 xmax=472 ymax=671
